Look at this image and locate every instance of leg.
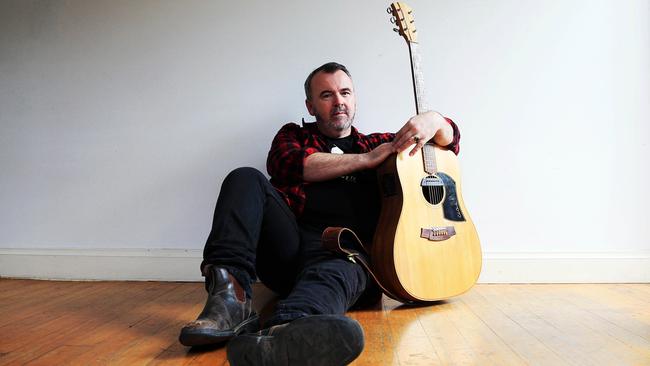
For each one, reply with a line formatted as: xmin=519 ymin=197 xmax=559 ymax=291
xmin=265 ymin=257 xmax=368 ymax=326
xmin=181 ymin=167 xmax=301 ymax=347
xmin=201 ymin=167 xmax=301 ymax=297
xmin=226 ymin=228 xmax=368 ymax=365
xmin=265 ymin=227 xmax=368 ymax=326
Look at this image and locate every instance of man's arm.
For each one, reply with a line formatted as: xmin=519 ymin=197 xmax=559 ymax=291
xmin=267 ymin=123 xmax=313 ymax=184
xmin=268 ymin=115 xmax=460 ymax=184
xmin=303 ymin=142 xmax=395 ymax=182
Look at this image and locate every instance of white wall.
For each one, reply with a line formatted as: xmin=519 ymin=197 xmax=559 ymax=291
xmin=1 ymin=0 xmax=648 ymax=281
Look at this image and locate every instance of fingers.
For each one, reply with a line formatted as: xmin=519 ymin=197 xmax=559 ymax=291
xmin=392 ymin=123 xmax=418 ymax=152
xmin=392 ymin=111 xmax=440 ymax=155
xmin=393 ymin=133 xmax=418 ymax=153
xmin=393 ymin=129 xmax=410 ymax=148
xmin=393 ymin=123 xmax=424 ymax=154
xmin=408 ymin=138 xmax=425 ymax=156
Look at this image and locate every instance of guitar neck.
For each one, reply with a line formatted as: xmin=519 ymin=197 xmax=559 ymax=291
xmin=408 ymin=42 xmax=429 ymax=114
xmin=409 ymin=41 xmax=437 ymax=174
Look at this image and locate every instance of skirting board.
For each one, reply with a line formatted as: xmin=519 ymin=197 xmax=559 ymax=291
xmin=1 ymin=248 xmax=649 ymax=283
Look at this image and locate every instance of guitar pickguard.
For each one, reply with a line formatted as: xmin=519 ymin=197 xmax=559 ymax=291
xmin=438 ymin=172 xmax=465 ymax=222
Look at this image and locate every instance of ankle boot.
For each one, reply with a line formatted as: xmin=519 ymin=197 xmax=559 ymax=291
xmin=179 ymin=266 xmax=259 ymax=346
xmin=227 ymin=315 xmax=364 ymax=366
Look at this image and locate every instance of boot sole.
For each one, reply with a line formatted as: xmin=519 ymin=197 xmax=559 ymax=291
xmin=226 ymin=315 xmax=364 ymax=366
xmin=179 ymin=314 xmax=260 ymax=347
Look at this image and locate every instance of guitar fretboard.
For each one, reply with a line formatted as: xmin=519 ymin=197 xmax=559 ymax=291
xmin=423 ymin=144 xmax=437 ymax=174
xmin=408 ymin=42 xmax=438 ymax=174
xmin=408 ymin=42 xmax=430 ymax=114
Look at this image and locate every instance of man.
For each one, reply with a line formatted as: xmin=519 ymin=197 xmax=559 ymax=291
xmin=179 ymin=62 xmax=460 ymax=366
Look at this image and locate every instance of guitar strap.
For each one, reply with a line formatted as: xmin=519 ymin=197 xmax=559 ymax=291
xmin=321 ymin=227 xmax=409 ymax=303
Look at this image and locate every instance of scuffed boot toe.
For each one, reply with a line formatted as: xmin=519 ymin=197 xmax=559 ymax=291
xmin=178 ymin=266 xmax=258 ymax=347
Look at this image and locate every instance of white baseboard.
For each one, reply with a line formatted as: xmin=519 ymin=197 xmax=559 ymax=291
xmin=0 ymin=248 xmax=204 ymax=281
xmin=1 ymin=248 xmax=649 ymax=283
xmin=477 ymin=251 xmax=650 ymax=283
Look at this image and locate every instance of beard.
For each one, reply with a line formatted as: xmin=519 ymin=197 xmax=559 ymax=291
xmin=314 ymin=105 xmax=355 ymax=132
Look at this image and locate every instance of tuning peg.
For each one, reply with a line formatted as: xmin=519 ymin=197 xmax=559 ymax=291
xmin=390 ymin=17 xmax=396 ymax=24
xmin=393 ymin=28 xmax=399 ymax=32
xmin=386 ymin=7 xmax=392 ymax=14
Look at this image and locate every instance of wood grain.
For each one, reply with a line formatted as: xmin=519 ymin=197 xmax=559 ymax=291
xmin=1 ymin=280 xmax=648 ymax=365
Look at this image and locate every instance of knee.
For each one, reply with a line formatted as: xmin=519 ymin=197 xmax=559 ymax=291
xmin=222 ymin=167 xmax=266 ymax=187
xmin=302 ymin=260 xmax=368 ymax=295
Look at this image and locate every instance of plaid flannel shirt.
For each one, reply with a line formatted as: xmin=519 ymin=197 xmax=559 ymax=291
xmin=266 ymin=118 xmax=460 ymax=216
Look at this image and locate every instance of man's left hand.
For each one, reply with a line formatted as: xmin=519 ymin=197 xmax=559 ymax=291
xmin=392 ymin=111 xmax=453 ymax=156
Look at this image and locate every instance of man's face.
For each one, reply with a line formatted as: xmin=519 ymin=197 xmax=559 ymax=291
xmin=305 ymin=70 xmax=357 ymax=138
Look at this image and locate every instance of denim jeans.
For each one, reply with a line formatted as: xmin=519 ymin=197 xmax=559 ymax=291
xmin=201 ymin=167 xmax=368 ymax=327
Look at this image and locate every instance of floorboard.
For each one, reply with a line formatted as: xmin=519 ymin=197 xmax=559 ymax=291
xmin=1 ymin=280 xmax=648 ymax=365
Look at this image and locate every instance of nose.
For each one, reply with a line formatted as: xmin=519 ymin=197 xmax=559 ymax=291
xmin=333 ymin=93 xmax=345 ymax=105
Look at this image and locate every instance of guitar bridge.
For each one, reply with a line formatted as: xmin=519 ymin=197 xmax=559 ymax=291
xmin=421 ymin=226 xmax=456 ymax=241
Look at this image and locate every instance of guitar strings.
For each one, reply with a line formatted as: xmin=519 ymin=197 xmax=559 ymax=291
xmin=425 ymin=144 xmax=442 ymax=208
xmin=426 ymin=145 xmax=437 ymax=212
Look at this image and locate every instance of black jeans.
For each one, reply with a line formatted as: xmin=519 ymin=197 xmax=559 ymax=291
xmin=201 ymin=167 xmax=368 ymax=327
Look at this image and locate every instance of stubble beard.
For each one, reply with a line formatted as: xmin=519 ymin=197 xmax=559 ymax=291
xmin=315 ymin=109 xmax=355 ymax=133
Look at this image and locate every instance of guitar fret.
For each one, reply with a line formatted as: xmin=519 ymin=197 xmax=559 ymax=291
xmin=423 ymin=144 xmax=437 ymax=174
xmin=409 ymin=42 xmax=436 ymax=174
xmin=409 ymin=43 xmax=430 ymax=114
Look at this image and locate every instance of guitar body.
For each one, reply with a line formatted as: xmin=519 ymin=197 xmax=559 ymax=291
xmin=372 ymin=145 xmax=481 ymax=302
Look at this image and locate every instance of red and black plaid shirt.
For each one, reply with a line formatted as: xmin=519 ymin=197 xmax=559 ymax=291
xmin=266 ymin=118 xmax=460 ymax=216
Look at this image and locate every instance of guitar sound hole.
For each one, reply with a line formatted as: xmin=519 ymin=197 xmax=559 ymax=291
xmin=421 ymin=175 xmax=445 ymax=205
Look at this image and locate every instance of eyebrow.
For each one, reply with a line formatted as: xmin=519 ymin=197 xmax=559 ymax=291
xmin=319 ymin=88 xmax=352 ymax=98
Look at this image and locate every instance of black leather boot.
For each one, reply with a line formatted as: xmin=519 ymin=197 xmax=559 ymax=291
xmin=179 ymin=265 xmax=259 ymax=346
xmin=226 ymin=315 xmax=364 ymax=366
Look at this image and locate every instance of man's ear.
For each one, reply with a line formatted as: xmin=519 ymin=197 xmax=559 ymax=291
xmin=305 ymin=99 xmax=315 ymax=116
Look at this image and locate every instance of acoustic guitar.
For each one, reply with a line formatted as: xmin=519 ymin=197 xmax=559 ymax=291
xmin=371 ymin=2 xmax=482 ymax=302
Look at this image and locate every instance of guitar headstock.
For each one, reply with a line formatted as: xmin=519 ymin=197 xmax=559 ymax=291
xmin=388 ymin=2 xmax=417 ymax=43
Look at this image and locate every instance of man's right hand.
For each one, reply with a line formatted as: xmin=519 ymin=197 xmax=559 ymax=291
xmin=363 ymin=142 xmax=396 ymax=169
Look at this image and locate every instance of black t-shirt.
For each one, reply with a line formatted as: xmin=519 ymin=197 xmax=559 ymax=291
xmin=299 ymin=135 xmax=381 ymax=242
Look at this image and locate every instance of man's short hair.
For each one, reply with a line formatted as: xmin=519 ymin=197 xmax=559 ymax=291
xmin=304 ymin=62 xmax=352 ymax=100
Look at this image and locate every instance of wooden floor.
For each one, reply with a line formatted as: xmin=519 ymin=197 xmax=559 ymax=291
xmin=0 ymin=279 xmax=649 ymax=366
